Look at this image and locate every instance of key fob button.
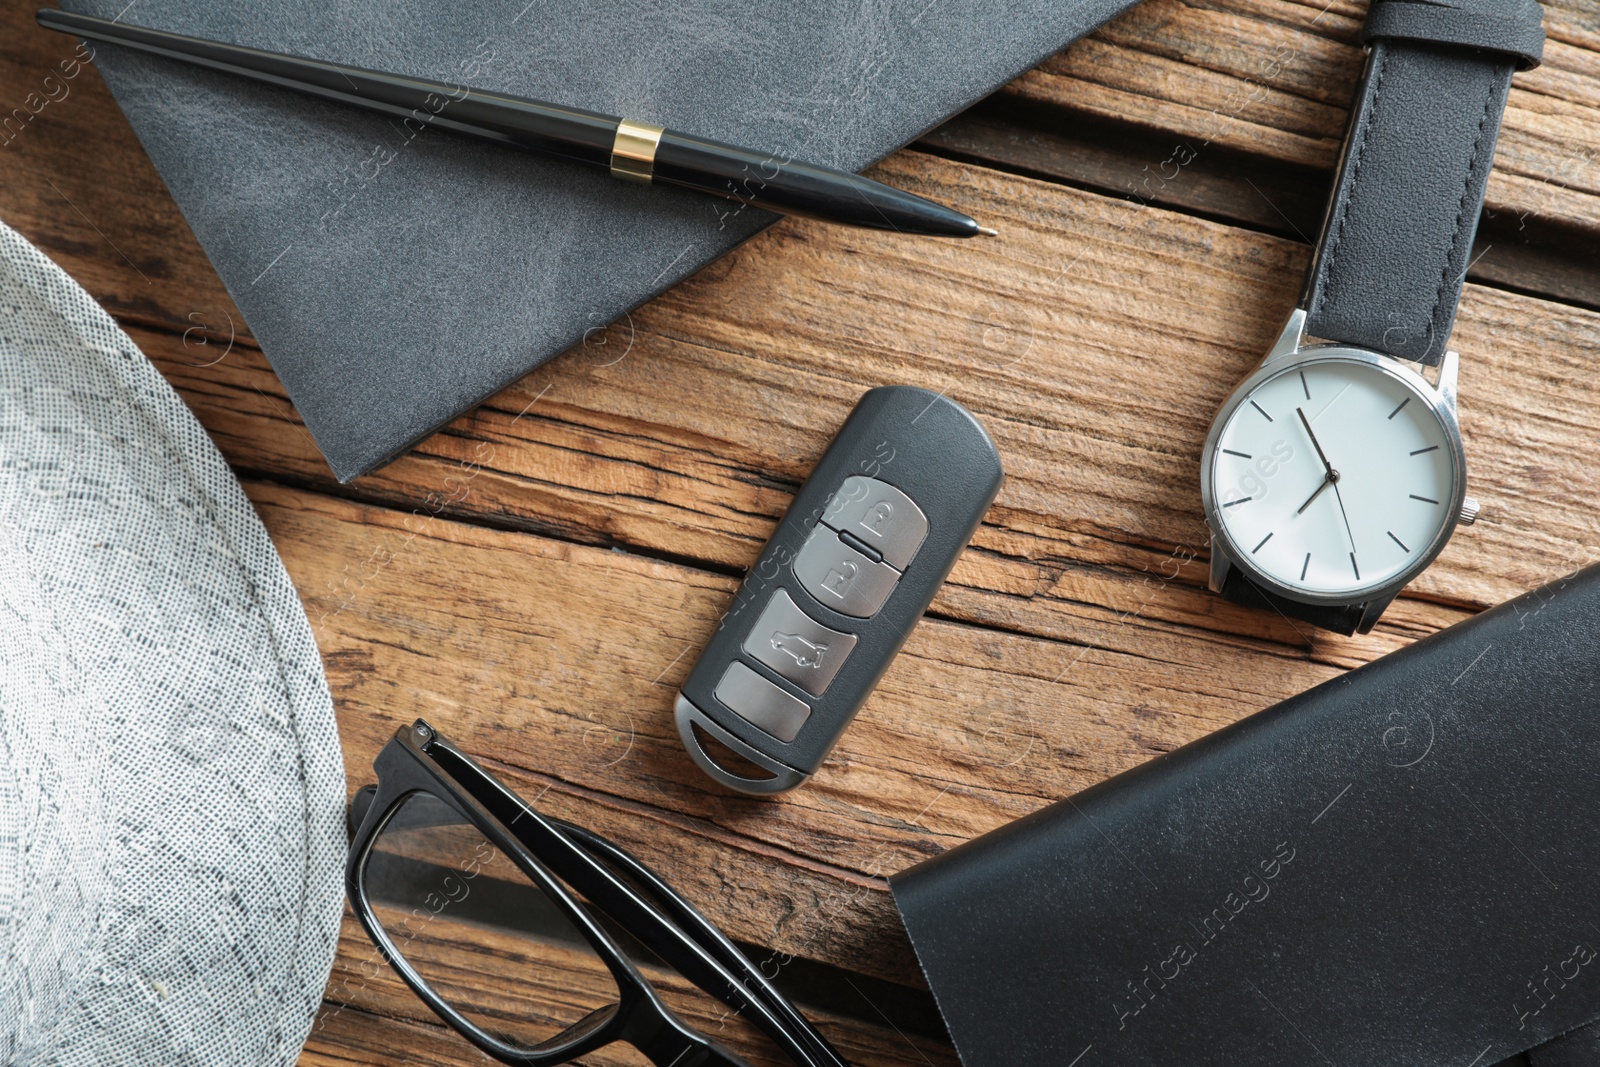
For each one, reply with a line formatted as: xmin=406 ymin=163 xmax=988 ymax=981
xmin=742 ymin=590 xmax=857 ymax=696
xmin=822 ymin=476 xmax=928 ymax=569
xmin=793 ymin=526 xmax=901 ymax=618
xmin=713 ymin=662 xmax=811 ymax=743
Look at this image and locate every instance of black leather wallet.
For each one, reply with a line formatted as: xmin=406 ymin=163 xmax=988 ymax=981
xmin=892 ymin=564 xmax=1600 ymax=1067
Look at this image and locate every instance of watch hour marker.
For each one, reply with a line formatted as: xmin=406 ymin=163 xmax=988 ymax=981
xmin=1300 ymin=553 xmax=1311 ymax=581
xmin=1223 ymin=448 xmax=1252 ymax=459
xmin=1410 ymin=494 xmax=1438 ymax=504
xmin=1299 ymin=371 xmax=1310 ymax=400
xmin=1223 ymin=496 xmax=1252 ymax=507
xmin=1252 ymin=532 xmax=1273 ymax=553
xmin=1410 ymin=445 xmax=1439 ymax=455
xmin=1387 ymin=397 xmax=1411 ymax=420
xmin=1350 ymin=553 xmax=1360 ymax=580
xmin=1388 ymin=530 xmax=1410 ymax=553
xmin=1250 ymin=400 xmax=1273 ymax=422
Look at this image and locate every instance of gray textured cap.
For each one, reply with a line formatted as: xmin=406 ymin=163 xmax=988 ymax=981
xmin=0 ymin=218 xmax=345 ymax=1065
xmin=63 ymin=0 xmax=1139 ymax=480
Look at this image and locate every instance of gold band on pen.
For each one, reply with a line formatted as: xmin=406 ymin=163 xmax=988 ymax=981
xmin=610 ymin=118 xmax=665 ymax=183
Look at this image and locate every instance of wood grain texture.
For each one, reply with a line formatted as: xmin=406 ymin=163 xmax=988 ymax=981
xmin=143 ymin=151 xmax=1600 ymax=633
xmin=1012 ymin=0 xmax=1600 ymax=232
xmin=0 ymin=15 xmax=245 ymax=340
xmin=3 ymin=0 xmax=1598 ymax=1065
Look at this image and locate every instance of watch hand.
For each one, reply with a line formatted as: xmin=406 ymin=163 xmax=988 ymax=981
xmin=1296 ymin=406 xmax=1334 ymax=475
xmin=1296 ymin=471 xmax=1334 ymax=515
xmin=1295 ymin=403 xmax=1355 ymax=540
xmin=1331 ymin=478 xmax=1357 ymax=549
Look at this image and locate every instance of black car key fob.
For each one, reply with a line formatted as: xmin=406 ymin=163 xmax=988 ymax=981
xmin=676 ymin=385 xmax=1004 ymax=794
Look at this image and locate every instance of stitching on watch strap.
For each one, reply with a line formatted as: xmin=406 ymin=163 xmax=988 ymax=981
xmin=1426 ymin=75 xmax=1497 ymax=349
xmin=1313 ymin=47 xmax=1388 ymax=320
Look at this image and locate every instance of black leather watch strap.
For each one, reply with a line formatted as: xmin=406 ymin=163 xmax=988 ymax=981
xmin=1220 ymin=566 xmax=1368 ymax=636
xmin=1300 ymin=0 xmax=1544 ymax=365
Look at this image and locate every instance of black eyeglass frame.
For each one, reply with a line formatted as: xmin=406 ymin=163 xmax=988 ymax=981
xmin=345 ymin=719 xmax=850 ymax=1067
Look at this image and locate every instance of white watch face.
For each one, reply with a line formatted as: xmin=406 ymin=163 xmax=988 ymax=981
xmin=1207 ymin=355 xmax=1460 ymax=600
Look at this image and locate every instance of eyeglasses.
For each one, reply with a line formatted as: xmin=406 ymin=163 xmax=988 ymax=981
xmin=345 ymin=719 xmax=851 ymax=1067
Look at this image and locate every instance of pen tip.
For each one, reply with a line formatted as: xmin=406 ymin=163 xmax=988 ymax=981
xmin=976 ymin=225 xmax=999 ymax=237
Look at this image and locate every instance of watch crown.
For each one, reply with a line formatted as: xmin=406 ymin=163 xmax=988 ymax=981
xmin=1458 ymin=496 xmax=1481 ymax=526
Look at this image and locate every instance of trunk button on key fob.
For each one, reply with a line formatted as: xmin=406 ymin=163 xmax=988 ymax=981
xmin=741 ymin=590 xmax=856 ymax=696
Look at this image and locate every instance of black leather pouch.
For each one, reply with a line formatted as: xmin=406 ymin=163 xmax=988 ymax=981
xmin=891 ymin=565 xmax=1600 ymax=1067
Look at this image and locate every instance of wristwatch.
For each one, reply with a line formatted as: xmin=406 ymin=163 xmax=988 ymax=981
xmin=1200 ymin=0 xmax=1545 ymax=635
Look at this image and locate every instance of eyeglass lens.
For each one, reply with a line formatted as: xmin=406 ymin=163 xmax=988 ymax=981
xmin=360 ymin=791 xmax=622 ymax=1051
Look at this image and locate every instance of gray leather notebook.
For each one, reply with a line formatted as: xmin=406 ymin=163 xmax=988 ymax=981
xmin=68 ymin=0 xmax=1138 ymax=481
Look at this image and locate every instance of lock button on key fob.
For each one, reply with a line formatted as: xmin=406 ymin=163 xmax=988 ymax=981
xmin=823 ymin=476 xmax=928 ymax=568
xmin=675 ymin=386 xmax=1004 ymax=794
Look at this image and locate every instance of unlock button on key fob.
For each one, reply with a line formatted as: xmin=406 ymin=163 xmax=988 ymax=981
xmin=794 ymin=526 xmax=901 ymax=617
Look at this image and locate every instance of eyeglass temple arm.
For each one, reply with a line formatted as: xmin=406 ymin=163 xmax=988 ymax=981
xmin=535 ymin=816 xmax=847 ymax=1067
xmin=530 ymin=809 xmax=837 ymax=1067
xmin=637 ymin=1021 xmax=757 ymax=1067
xmin=552 ymin=818 xmax=848 ymax=1066
xmin=523 ymin=808 xmax=847 ymax=1067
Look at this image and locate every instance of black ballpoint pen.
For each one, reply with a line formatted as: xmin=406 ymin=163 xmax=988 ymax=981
xmin=37 ymin=8 xmax=998 ymax=238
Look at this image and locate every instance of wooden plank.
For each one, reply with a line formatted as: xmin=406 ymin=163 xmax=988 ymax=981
xmin=918 ymin=98 xmax=1600 ymax=311
xmin=138 ymin=151 xmax=1600 ymax=631
xmin=1009 ymin=0 xmax=1600 ymax=233
xmin=304 ymin=1000 xmax=489 ymax=1067
xmin=259 ymin=474 xmax=1436 ymax=992
xmin=922 ymin=100 xmax=1334 ymax=240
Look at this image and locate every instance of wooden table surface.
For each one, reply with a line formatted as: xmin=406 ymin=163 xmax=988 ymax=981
xmin=5 ymin=1 xmax=1599 ymax=1064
